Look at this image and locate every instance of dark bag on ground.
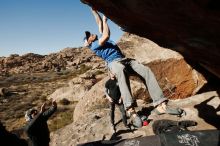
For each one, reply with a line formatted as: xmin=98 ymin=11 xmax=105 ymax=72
xmin=152 ymin=119 xmax=197 ymax=134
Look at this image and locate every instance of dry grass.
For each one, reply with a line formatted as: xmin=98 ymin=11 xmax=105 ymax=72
xmin=0 ymin=65 xmax=93 ymax=131
xmin=48 ymin=106 xmax=75 ymax=132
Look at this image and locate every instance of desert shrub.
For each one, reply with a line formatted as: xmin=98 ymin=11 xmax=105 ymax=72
xmin=48 ymin=108 xmax=74 ymax=131
xmin=13 ymin=111 xmax=25 ymax=119
xmin=59 ymin=98 xmax=70 ymax=105
xmin=5 ymin=76 xmax=17 ymax=82
xmin=76 ymin=64 xmax=92 ymax=75
xmin=0 ymin=105 xmax=7 ymax=112
xmin=94 ymin=70 xmax=104 ymax=75
xmin=40 ymin=95 xmax=47 ymax=102
xmin=56 ymin=70 xmax=70 ymax=76
xmin=42 ymin=76 xmax=52 ymax=82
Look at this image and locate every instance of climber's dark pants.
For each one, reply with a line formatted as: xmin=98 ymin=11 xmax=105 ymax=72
xmin=110 ymin=102 xmax=127 ymax=126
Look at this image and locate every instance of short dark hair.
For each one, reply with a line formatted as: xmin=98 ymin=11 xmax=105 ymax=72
xmin=84 ymin=31 xmax=91 ymax=41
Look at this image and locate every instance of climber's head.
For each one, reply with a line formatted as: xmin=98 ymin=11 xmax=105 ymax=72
xmin=83 ymin=31 xmax=98 ymax=47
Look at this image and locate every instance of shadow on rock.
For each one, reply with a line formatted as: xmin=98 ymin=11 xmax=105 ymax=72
xmin=109 ymin=128 xmax=138 ymax=141
xmin=194 ymin=96 xmax=220 ymax=130
xmin=137 ymin=106 xmax=154 ymax=117
xmin=78 ymin=139 xmax=125 ymax=146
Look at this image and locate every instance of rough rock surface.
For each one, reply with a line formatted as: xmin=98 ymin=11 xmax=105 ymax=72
xmin=118 ymin=33 xmax=206 ymax=99
xmin=81 ymin=0 xmax=220 ymax=78
xmin=50 ymin=91 xmax=219 ymax=146
xmin=0 ymin=47 xmax=97 ymax=74
xmin=49 ymin=76 xmax=100 ymax=102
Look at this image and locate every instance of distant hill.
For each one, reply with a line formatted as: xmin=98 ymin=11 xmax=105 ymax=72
xmin=0 ymin=47 xmax=100 ymax=75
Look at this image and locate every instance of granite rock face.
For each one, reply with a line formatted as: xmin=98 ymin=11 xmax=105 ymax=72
xmin=51 ymin=91 xmax=219 ymax=146
xmin=117 ymin=33 xmax=206 ymax=100
xmin=81 ymin=0 xmax=220 ymax=78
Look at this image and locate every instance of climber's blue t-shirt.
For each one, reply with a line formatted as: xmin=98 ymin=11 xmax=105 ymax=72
xmin=89 ymin=39 xmax=124 ymax=64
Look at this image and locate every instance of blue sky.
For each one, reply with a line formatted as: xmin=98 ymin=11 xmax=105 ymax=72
xmin=0 ymin=0 xmax=124 ymax=57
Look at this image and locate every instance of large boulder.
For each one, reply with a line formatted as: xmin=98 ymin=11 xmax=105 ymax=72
xmin=49 ymin=76 xmax=97 ymax=102
xmin=118 ymin=33 xmax=206 ymax=99
xmin=81 ymin=0 xmax=220 ymax=78
xmin=73 ymin=77 xmax=109 ymax=123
